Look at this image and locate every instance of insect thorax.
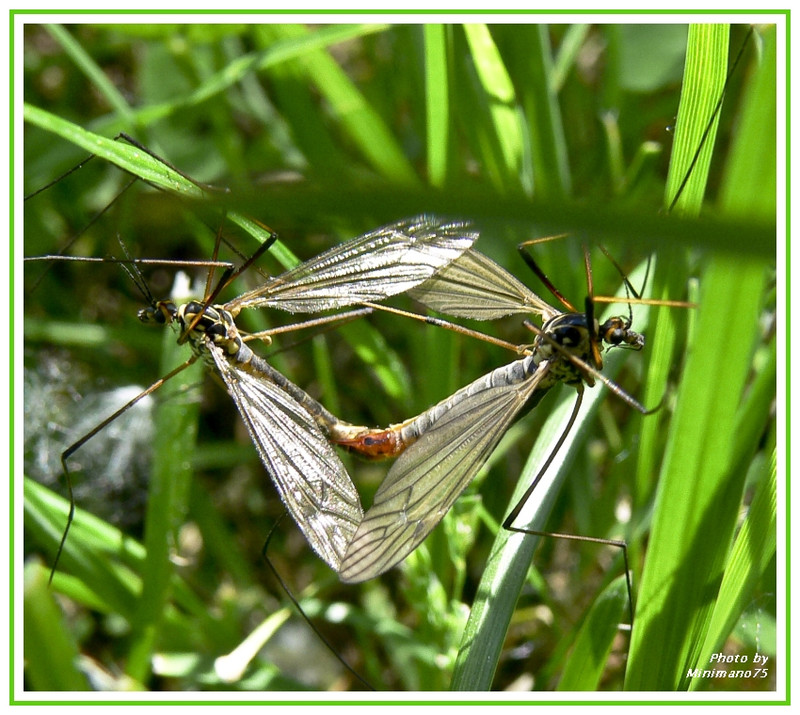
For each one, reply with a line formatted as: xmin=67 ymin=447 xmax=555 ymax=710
xmin=176 ymin=301 xmax=246 ymax=364
xmin=535 ymin=312 xmax=597 ymax=386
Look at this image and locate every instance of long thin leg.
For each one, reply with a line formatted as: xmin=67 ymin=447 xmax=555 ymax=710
xmin=501 ymin=389 xmax=635 ymax=629
xmin=260 ymin=516 xmax=375 ymax=691
xmin=52 ymin=354 xmax=199 ymax=582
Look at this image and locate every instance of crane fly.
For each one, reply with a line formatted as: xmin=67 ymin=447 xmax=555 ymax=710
xmin=334 ymin=245 xmax=651 ymax=583
xmin=31 ymin=215 xmax=479 ymax=574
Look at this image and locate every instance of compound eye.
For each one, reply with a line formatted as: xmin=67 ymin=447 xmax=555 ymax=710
xmin=138 ymin=307 xmax=157 ymax=324
xmin=138 ymin=305 xmax=170 ymax=325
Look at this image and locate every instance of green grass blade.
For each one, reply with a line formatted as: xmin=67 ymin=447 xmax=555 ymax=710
xmin=462 ymin=24 xmax=526 ymax=193
xmin=125 ymin=325 xmax=204 ymax=683
xmin=513 ymin=24 xmax=571 ymax=198
xmin=23 ymin=104 xmax=294 ymax=266
xmin=45 ymin=23 xmax=137 ymax=128
xmin=557 ymin=576 xmax=628 ymax=691
xmin=424 ymin=24 xmax=451 ymax=188
xmin=634 ymin=24 xmax=730 ymax=506
xmin=628 ymin=22 xmax=730 ymax=612
xmin=24 ymin=103 xmax=204 ymax=199
xmin=626 ymin=259 xmax=767 ymax=690
xmin=23 ymin=561 xmax=92 ymax=691
xmin=256 ymin=24 xmax=418 ymax=187
xmin=24 ymin=476 xmax=144 ymax=620
xmin=689 ymin=450 xmax=777 ymax=690
xmin=626 ymin=25 xmax=776 ymax=691
xmin=665 ymin=24 xmax=730 ymax=215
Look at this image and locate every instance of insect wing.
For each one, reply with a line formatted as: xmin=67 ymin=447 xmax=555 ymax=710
xmin=227 ymin=216 xmax=478 ymax=314
xmin=206 ymin=341 xmax=363 ymax=571
xmin=408 ymin=249 xmax=559 ymax=322
xmin=339 ymin=358 xmax=553 ymax=583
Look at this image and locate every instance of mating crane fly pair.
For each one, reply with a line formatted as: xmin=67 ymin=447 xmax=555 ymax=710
xmin=28 ymin=198 xmax=654 ymax=585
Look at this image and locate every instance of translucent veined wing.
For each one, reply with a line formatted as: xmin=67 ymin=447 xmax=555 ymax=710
xmin=408 ymin=249 xmax=559 ymax=322
xmin=206 ymin=339 xmax=363 ymax=571
xmin=338 ymin=356 xmax=556 ymax=583
xmin=227 ymin=216 xmax=478 ymax=315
